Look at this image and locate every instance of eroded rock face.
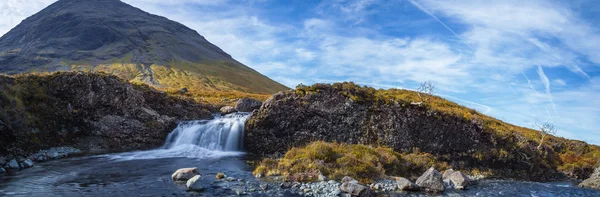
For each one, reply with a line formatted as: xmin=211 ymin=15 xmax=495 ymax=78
xmin=579 ymin=166 xmax=600 ymax=190
xmin=416 ymin=167 xmax=444 ymax=193
xmin=0 ymin=73 xmax=212 ymax=157
xmin=235 ymin=98 xmax=262 ymax=112
xmin=172 ymin=168 xmax=200 ymax=182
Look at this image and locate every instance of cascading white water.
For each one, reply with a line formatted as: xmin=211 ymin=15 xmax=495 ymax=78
xmin=109 ymin=113 xmax=250 ymax=160
xmin=163 ymin=112 xmax=249 ymax=151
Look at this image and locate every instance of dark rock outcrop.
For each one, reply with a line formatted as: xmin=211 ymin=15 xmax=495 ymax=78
xmin=244 ymin=83 xmax=569 ymax=181
xmin=0 ymin=72 xmax=212 ymax=157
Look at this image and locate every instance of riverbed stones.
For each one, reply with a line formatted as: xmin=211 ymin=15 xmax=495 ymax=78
xmin=220 ymin=106 xmax=237 ymax=114
xmin=235 ymin=98 xmax=262 ymax=112
xmin=416 ymin=167 xmax=444 ymax=193
xmin=395 ymin=177 xmax=419 ymax=191
xmin=186 ymin=175 xmax=204 ymax=191
xmin=579 ymin=166 xmax=600 ymax=190
xmin=7 ymin=159 xmax=19 ymax=169
xmin=22 ymin=159 xmax=34 ymax=168
xmin=447 ymin=171 xmax=471 ymax=189
xmin=172 ymin=167 xmax=200 ymax=182
xmin=340 ymin=181 xmax=370 ymax=197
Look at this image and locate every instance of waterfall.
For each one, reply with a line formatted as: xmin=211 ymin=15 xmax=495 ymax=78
xmin=108 ymin=113 xmax=250 ymax=160
xmin=163 ymin=112 xmax=250 ymax=151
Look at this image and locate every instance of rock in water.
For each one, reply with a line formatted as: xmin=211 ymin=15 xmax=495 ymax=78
xmin=579 ymin=166 xmax=600 ymax=190
xmin=220 ymin=106 xmax=237 ymax=114
xmin=235 ymin=98 xmax=262 ymax=112
xmin=416 ymin=167 xmax=444 ymax=193
xmin=172 ymin=168 xmax=200 ymax=182
xmin=448 ymin=171 xmax=471 ymax=189
xmin=0 ymin=167 xmax=5 ymax=174
xmin=395 ymin=177 xmax=419 ymax=191
xmin=7 ymin=159 xmax=19 ymax=169
xmin=22 ymin=159 xmax=34 ymax=168
xmin=442 ymin=169 xmax=456 ymax=180
xmin=216 ymin=172 xmax=226 ymax=179
xmin=186 ymin=175 xmax=204 ymax=191
xmin=340 ymin=182 xmax=370 ymax=197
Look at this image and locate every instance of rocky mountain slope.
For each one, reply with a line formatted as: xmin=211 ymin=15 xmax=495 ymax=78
xmin=0 ymin=0 xmax=287 ymax=95
xmin=0 ymin=72 xmax=213 ymax=157
xmin=245 ymin=82 xmax=600 ymax=181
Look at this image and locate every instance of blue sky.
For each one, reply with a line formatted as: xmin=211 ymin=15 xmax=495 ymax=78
xmin=1 ymin=0 xmax=600 ymax=144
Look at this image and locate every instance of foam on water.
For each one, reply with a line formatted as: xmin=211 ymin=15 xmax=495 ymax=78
xmin=108 ymin=113 xmax=250 ymax=160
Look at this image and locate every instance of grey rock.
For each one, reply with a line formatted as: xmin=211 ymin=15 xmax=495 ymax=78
xmin=579 ymin=166 xmax=600 ymax=190
xmin=22 ymin=159 xmax=34 ymax=168
xmin=416 ymin=167 xmax=444 ymax=193
xmin=0 ymin=167 xmax=5 ymax=174
xmin=318 ymin=174 xmax=328 ymax=182
xmin=235 ymin=98 xmax=262 ymax=112
xmin=341 ymin=176 xmax=359 ymax=184
xmin=186 ymin=175 xmax=204 ymax=191
xmin=340 ymin=182 xmax=370 ymax=197
xmin=0 ymin=157 xmax=6 ymax=165
xmin=260 ymin=184 xmax=268 ymax=191
xmin=226 ymin=177 xmax=236 ymax=182
xmin=396 ymin=177 xmax=419 ymax=191
xmin=7 ymin=159 xmax=19 ymax=169
xmin=448 ymin=171 xmax=471 ymax=189
xmin=171 ymin=168 xmax=200 ymax=182
xmin=220 ymin=106 xmax=237 ymax=114
xmin=442 ymin=169 xmax=456 ymax=180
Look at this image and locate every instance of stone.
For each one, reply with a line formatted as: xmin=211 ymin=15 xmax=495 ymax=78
xmin=579 ymin=166 xmax=600 ymax=190
xmin=216 ymin=172 xmax=226 ymax=179
xmin=226 ymin=177 xmax=236 ymax=182
xmin=448 ymin=171 xmax=471 ymax=189
xmin=340 ymin=182 xmax=370 ymax=197
xmin=235 ymin=98 xmax=262 ymax=112
xmin=186 ymin=175 xmax=204 ymax=191
xmin=341 ymin=176 xmax=359 ymax=184
xmin=395 ymin=177 xmax=419 ymax=191
xmin=260 ymin=183 xmax=268 ymax=191
xmin=318 ymin=174 xmax=328 ymax=182
xmin=416 ymin=167 xmax=444 ymax=193
xmin=22 ymin=159 xmax=34 ymax=168
xmin=0 ymin=167 xmax=5 ymax=174
xmin=255 ymin=173 xmax=263 ymax=178
xmin=0 ymin=157 xmax=6 ymax=166
xmin=171 ymin=168 xmax=200 ymax=182
xmin=220 ymin=106 xmax=237 ymax=114
xmin=7 ymin=159 xmax=19 ymax=169
xmin=442 ymin=169 xmax=456 ymax=180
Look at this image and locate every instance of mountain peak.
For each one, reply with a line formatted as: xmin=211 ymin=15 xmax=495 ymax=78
xmin=0 ymin=0 xmax=287 ymax=94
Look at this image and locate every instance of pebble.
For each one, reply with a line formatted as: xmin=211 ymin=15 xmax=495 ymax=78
xmin=260 ymin=184 xmax=268 ymax=191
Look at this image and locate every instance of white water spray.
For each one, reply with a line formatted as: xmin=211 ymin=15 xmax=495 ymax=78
xmin=109 ymin=113 xmax=250 ymax=160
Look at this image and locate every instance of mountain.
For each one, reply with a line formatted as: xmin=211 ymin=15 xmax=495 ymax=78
xmin=0 ymin=0 xmax=287 ymax=94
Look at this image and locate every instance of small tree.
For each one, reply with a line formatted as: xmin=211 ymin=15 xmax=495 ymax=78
xmin=415 ymin=81 xmax=435 ymax=103
xmin=535 ymin=122 xmax=556 ymax=150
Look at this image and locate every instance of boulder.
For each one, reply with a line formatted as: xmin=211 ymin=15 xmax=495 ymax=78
xmin=186 ymin=175 xmax=204 ymax=191
xmin=416 ymin=167 xmax=444 ymax=193
xmin=342 ymin=176 xmax=359 ymax=184
xmin=216 ymin=172 xmax=226 ymax=179
xmin=318 ymin=174 xmax=328 ymax=182
xmin=442 ymin=169 xmax=455 ymax=180
xmin=22 ymin=159 xmax=34 ymax=168
xmin=447 ymin=171 xmax=471 ymax=189
xmin=220 ymin=106 xmax=237 ymax=114
xmin=172 ymin=167 xmax=200 ymax=182
xmin=395 ymin=177 xmax=419 ymax=191
xmin=7 ymin=159 xmax=19 ymax=169
xmin=579 ymin=166 xmax=600 ymax=190
xmin=235 ymin=98 xmax=262 ymax=112
xmin=340 ymin=182 xmax=370 ymax=197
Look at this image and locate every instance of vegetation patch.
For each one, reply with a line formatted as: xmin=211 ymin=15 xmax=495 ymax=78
xmin=253 ymin=141 xmax=450 ymax=183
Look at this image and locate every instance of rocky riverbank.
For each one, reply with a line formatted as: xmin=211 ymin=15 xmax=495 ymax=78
xmin=245 ymin=82 xmax=600 ymax=181
xmin=0 ymin=72 xmax=213 ymax=162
